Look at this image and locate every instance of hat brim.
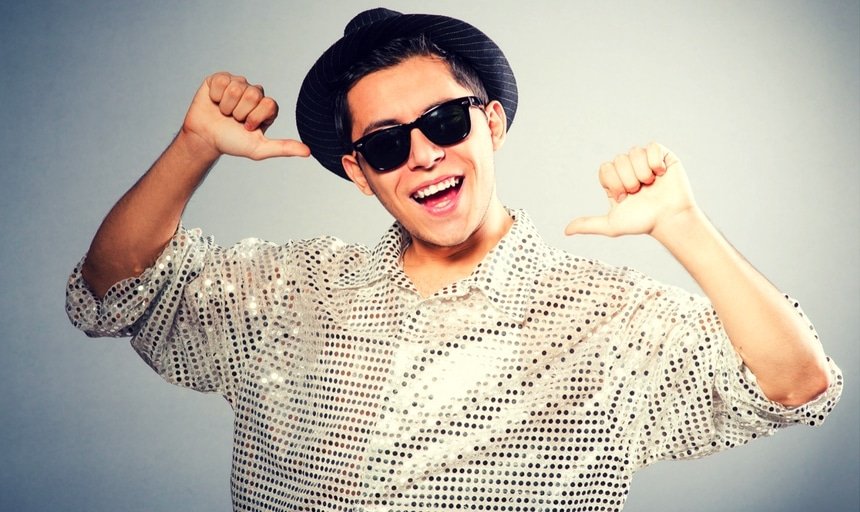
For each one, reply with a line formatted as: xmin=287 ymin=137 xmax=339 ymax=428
xmin=295 ymin=11 xmax=518 ymax=180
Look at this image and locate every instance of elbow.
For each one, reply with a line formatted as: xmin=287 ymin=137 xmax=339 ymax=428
xmin=80 ymin=258 xmax=110 ymax=299
xmin=772 ymin=363 xmax=833 ymax=407
xmin=81 ymin=257 xmax=144 ymax=299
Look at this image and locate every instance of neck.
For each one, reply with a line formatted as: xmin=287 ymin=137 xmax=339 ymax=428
xmin=402 ymin=201 xmax=513 ymax=295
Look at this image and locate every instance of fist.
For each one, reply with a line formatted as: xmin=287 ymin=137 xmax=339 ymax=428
xmin=180 ymin=72 xmax=310 ymax=161
xmin=565 ymin=142 xmax=696 ymax=237
xmin=599 ymin=142 xmax=667 ymax=203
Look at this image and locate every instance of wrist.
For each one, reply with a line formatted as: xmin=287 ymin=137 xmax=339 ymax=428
xmin=175 ymin=126 xmax=221 ymax=166
xmin=651 ymin=205 xmax=713 ymax=251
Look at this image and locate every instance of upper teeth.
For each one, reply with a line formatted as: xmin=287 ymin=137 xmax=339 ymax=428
xmin=413 ymin=177 xmax=460 ymax=199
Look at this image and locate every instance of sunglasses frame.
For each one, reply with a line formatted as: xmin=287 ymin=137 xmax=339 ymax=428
xmin=352 ymin=96 xmax=484 ymax=172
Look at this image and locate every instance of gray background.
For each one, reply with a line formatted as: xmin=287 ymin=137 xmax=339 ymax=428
xmin=1 ymin=0 xmax=857 ymax=511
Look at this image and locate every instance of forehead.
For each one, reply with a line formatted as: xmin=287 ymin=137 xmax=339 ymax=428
xmin=346 ymin=56 xmax=472 ymax=136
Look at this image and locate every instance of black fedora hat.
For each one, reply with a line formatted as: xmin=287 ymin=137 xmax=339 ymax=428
xmin=295 ymin=7 xmax=518 ymax=180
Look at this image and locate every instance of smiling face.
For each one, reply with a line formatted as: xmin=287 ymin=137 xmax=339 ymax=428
xmin=341 ymin=56 xmax=510 ymax=257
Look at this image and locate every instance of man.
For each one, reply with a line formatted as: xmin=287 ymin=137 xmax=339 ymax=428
xmin=66 ymin=7 xmax=841 ymax=512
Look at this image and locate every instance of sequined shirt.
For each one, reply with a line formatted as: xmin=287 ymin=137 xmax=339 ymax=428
xmin=65 ymin=210 xmax=842 ymax=512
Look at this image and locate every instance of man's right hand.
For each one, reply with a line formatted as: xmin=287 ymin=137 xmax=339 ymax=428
xmin=180 ymin=72 xmax=311 ymax=162
xmin=81 ymin=72 xmax=311 ymax=297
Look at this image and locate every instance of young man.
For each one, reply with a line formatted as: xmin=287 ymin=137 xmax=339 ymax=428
xmin=67 ymin=8 xmax=841 ymax=512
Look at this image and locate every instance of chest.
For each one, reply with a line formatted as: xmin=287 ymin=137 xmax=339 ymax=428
xmin=247 ymin=284 xmax=630 ymax=435
xmin=231 ymin=282 xmax=648 ymax=505
xmin=402 ymin=261 xmax=474 ymax=298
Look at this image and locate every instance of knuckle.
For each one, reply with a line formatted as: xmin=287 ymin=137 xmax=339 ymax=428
xmin=224 ymin=83 xmax=244 ymax=100
xmin=598 ymin=162 xmax=614 ymax=177
xmin=637 ymin=162 xmax=655 ymax=177
xmin=245 ymin=112 xmax=263 ymax=126
xmin=210 ymin=72 xmax=230 ymax=89
xmin=244 ymin=87 xmax=263 ymax=102
xmin=648 ymin=142 xmax=665 ymax=160
xmin=260 ymin=97 xmax=279 ymax=114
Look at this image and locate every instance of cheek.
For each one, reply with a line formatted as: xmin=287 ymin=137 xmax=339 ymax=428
xmin=471 ymin=136 xmax=496 ymax=170
xmin=369 ymin=173 xmax=403 ymax=201
xmin=475 ymin=121 xmax=498 ymax=155
xmin=461 ymin=126 xmax=495 ymax=162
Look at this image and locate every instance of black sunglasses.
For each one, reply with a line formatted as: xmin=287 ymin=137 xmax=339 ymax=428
xmin=352 ymin=96 xmax=484 ymax=172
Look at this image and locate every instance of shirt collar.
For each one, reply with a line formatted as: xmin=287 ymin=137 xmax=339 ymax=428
xmin=331 ymin=221 xmax=409 ymax=289
xmin=332 ymin=209 xmax=549 ymax=324
xmin=468 ymin=209 xmax=549 ymax=324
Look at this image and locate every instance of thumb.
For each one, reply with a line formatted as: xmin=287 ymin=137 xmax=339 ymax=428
xmin=249 ymin=138 xmax=312 ymax=161
xmin=564 ymin=215 xmax=613 ymax=236
xmin=658 ymin=143 xmax=681 ymax=170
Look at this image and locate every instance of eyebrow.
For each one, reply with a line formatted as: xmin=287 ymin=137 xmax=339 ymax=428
xmin=359 ymin=98 xmax=451 ymax=138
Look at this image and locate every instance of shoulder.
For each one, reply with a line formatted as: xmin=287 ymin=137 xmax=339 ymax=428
xmin=181 ymin=226 xmax=374 ymax=276
xmin=540 ymin=244 xmax=642 ymax=286
xmin=532 ymin=243 xmax=696 ymax=313
xmin=286 ymin=235 xmax=375 ymax=273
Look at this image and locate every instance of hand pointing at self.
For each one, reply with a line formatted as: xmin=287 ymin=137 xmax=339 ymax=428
xmin=180 ymin=72 xmax=311 ymax=162
xmin=564 ymin=142 xmax=697 ymax=240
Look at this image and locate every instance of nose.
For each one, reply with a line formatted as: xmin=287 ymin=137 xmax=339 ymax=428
xmin=406 ymin=127 xmax=444 ymax=171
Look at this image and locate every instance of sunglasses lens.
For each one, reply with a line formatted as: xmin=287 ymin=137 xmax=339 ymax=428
xmin=361 ymin=128 xmax=410 ymax=171
xmin=422 ymin=103 xmax=471 ymax=146
xmin=355 ymin=97 xmax=479 ymax=172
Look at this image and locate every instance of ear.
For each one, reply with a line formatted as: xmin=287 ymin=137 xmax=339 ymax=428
xmin=341 ymin=154 xmax=375 ymax=196
xmin=485 ymin=100 xmax=507 ymax=151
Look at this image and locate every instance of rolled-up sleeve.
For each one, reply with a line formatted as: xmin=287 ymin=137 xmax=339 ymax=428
xmin=65 ymin=226 xmax=287 ymax=402
xmin=624 ymin=280 xmax=843 ymax=466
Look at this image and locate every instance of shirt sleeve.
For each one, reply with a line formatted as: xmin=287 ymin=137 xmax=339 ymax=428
xmin=620 ymin=275 xmax=843 ymax=466
xmin=65 ymin=226 xmax=291 ymax=404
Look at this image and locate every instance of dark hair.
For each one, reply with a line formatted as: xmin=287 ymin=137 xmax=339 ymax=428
xmin=333 ymin=34 xmax=489 ymax=151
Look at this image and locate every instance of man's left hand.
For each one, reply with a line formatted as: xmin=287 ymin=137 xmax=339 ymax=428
xmin=564 ymin=142 xmax=697 ymax=238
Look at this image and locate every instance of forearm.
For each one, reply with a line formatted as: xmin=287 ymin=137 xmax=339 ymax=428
xmin=81 ymin=131 xmax=218 ymax=297
xmin=653 ymin=207 xmax=832 ymax=406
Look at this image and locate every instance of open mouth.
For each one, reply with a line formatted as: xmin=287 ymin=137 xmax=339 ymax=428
xmin=411 ymin=177 xmax=463 ymax=208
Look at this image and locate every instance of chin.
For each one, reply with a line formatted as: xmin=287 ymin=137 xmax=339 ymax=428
xmin=411 ymin=229 xmax=468 ymax=249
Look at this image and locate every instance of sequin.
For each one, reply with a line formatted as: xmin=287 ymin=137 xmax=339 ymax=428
xmin=65 ymin=210 xmax=842 ymax=511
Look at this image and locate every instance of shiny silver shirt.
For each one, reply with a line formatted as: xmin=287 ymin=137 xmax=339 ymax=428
xmin=66 ymin=210 xmax=842 ymax=511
